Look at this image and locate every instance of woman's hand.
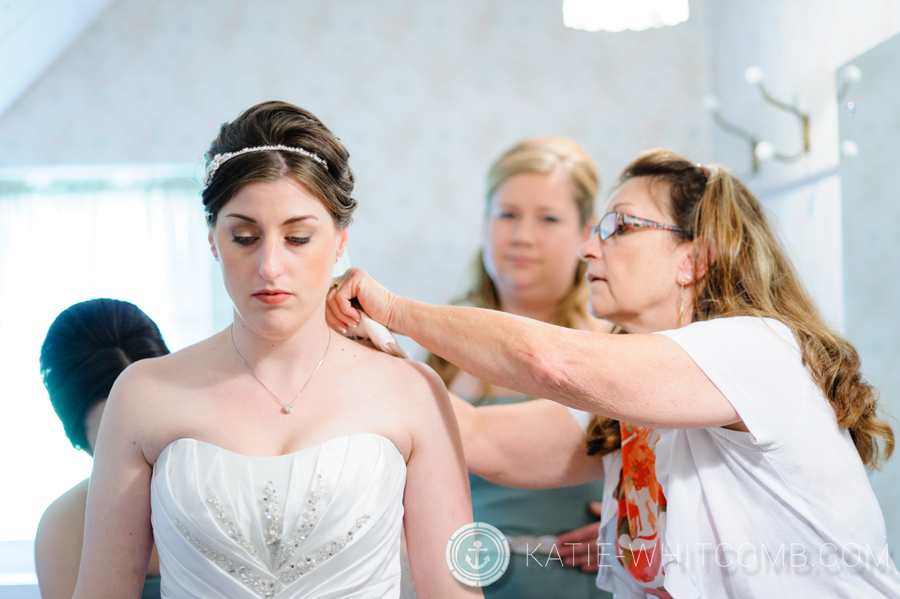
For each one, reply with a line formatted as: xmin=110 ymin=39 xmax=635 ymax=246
xmin=327 ymin=268 xmax=400 ymax=333
xmin=557 ymin=502 xmax=604 ymax=573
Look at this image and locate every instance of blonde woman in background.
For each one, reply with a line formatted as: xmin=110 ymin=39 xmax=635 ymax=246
xmin=428 ymin=138 xmax=613 ymax=599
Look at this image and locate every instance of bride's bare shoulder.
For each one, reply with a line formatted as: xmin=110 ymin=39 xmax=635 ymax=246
xmin=102 ymin=332 xmax=231 ymax=456
xmin=108 ymin=331 xmax=228 ymax=410
xmin=127 ymin=329 xmax=228 ymax=376
xmin=334 ymin=338 xmax=449 ymax=415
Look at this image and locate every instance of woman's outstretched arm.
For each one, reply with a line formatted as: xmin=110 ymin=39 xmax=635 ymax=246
xmin=328 ymin=269 xmax=740 ymax=430
xmin=72 ymin=366 xmax=156 ymax=599
xmin=450 ymin=394 xmax=603 ymax=488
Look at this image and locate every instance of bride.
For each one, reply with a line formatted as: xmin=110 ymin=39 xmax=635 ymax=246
xmin=73 ymin=101 xmax=481 ymax=599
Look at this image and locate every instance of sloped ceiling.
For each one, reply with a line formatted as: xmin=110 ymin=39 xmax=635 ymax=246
xmin=0 ymin=0 xmax=116 ymax=118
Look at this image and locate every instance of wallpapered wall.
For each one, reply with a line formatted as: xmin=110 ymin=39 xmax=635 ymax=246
xmin=0 ymin=0 xmax=711 ymax=315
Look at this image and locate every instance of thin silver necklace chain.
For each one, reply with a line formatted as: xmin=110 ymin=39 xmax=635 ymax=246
xmin=230 ymin=324 xmax=332 ymax=414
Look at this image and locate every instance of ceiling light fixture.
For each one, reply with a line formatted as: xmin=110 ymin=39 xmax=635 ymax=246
xmin=563 ymin=0 xmax=689 ymax=33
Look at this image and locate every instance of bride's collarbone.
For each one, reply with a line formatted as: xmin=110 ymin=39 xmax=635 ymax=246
xmin=144 ymin=341 xmax=414 ymax=462
xmin=153 ymin=425 xmax=407 ymax=463
xmin=150 ymin=389 xmax=408 ymax=462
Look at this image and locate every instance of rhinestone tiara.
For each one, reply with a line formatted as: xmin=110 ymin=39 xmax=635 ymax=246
xmin=203 ymin=144 xmax=328 ymax=187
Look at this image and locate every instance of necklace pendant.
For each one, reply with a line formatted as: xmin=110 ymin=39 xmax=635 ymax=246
xmin=231 ymin=325 xmax=331 ymax=418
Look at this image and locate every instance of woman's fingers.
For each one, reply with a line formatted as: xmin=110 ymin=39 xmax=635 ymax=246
xmin=557 ymin=520 xmax=601 ymax=545
xmin=325 ymin=296 xmax=349 ymax=333
xmin=574 ymin=560 xmax=600 ymax=573
xmin=328 ymin=268 xmax=397 ymax=330
xmin=557 ymin=519 xmax=603 ymax=570
xmin=564 ymin=544 xmax=600 ymax=571
xmin=325 ymin=280 xmax=350 ymax=331
xmin=328 ymin=271 xmax=361 ymax=326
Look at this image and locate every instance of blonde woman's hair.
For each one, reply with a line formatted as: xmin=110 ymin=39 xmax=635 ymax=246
xmin=586 ymin=148 xmax=894 ymax=470
xmin=428 ymin=138 xmax=600 ymax=400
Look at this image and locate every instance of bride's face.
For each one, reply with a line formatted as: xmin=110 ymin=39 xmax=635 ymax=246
xmin=209 ymin=177 xmax=347 ymax=338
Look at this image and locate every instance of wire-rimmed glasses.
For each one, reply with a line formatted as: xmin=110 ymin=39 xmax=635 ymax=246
xmin=591 ymin=211 xmax=684 ymax=241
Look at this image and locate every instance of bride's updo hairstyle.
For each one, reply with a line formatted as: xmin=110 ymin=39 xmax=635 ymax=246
xmin=587 ymin=148 xmax=894 ymax=470
xmin=202 ymin=101 xmax=357 ymax=229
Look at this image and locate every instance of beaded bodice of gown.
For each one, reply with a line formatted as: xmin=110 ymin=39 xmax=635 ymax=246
xmin=150 ymin=433 xmax=407 ymax=599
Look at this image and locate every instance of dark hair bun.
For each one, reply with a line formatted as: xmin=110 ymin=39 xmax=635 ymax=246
xmin=39 ymin=298 xmax=169 ymax=451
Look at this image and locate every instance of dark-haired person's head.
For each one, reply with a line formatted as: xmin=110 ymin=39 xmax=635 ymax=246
xmin=39 ymin=299 xmax=169 ymax=455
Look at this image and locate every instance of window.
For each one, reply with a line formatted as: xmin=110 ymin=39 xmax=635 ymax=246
xmin=0 ymin=164 xmax=230 ymax=584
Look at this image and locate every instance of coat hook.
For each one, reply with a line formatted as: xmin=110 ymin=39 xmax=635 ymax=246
xmin=703 ymin=96 xmax=762 ymax=175
xmin=837 ymin=64 xmax=861 ymax=101
xmin=744 ymin=66 xmax=810 ymax=162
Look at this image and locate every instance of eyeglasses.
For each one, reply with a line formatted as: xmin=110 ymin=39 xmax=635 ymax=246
xmin=591 ymin=211 xmax=684 ymax=241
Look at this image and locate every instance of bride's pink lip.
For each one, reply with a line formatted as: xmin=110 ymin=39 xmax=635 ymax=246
xmin=253 ymin=290 xmax=292 ymax=305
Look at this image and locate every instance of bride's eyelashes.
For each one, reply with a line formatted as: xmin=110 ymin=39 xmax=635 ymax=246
xmin=230 ymin=233 xmax=313 ymax=246
xmin=233 ymin=235 xmax=259 ymax=245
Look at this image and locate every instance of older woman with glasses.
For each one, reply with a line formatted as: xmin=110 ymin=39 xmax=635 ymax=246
xmin=328 ymin=148 xmax=899 ymax=598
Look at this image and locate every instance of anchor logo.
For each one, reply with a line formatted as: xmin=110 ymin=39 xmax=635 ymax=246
xmin=465 ymin=540 xmax=491 ymax=569
xmin=446 ymin=522 xmax=510 ymax=587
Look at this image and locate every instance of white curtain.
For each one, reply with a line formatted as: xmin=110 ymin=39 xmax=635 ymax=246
xmin=0 ymin=165 xmax=228 ymax=544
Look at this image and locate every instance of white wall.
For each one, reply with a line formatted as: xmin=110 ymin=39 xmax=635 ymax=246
xmin=0 ymin=0 xmax=112 ymax=114
xmin=839 ymin=31 xmax=900 ymax=556
xmin=760 ymin=173 xmax=844 ymax=328
xmin=0 ymin=0 xmax=116 ymax=117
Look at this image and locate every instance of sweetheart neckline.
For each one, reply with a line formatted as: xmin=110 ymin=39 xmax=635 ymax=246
xmin=158 ymin=432 xmax=406 ymax=464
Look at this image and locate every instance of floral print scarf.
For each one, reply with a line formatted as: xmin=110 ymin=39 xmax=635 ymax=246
xmin=615 ymin=422 xmax=671 ymax=598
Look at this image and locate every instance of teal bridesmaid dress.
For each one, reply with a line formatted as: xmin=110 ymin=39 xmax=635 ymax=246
xmin=467 ymin=395 xmax=612 ymax=599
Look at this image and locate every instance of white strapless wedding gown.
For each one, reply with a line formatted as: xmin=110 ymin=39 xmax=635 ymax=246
xmin=150 ymin=433 xmax=407 ymax=598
